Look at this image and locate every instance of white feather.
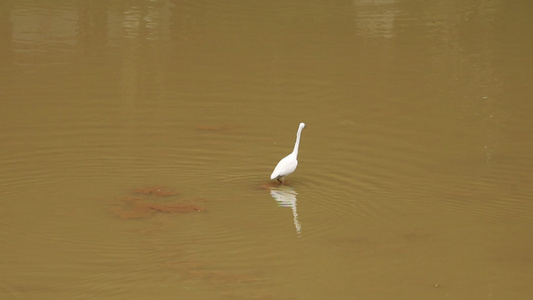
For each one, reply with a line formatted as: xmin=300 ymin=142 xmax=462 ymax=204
xmin=270 ymin=123 xmax=306 ymax=181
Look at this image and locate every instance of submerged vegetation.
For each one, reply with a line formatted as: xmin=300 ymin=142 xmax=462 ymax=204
xmin=108 ymin=186 xmax=271 ymax=299
xmin=109 ymin=186 xmax=204 ymax=219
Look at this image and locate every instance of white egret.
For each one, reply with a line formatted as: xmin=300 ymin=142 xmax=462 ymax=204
xmin=270 ymin=123 xmax=306 ymax=183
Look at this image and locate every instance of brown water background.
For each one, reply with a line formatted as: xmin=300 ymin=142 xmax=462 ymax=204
xmin=1 ymin=0 xmax=532 ymax=299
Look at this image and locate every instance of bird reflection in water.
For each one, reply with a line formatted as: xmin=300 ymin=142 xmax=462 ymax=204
xmin=270 ymin=186 xmax=302 ymax=236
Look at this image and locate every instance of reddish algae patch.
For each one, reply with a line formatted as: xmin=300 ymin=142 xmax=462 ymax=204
xmin=109 ymin=186 xmax=204 ymax=219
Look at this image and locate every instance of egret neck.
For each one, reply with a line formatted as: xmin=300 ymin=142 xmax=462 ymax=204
xmin=292 ymin=123 xmax=305 ymax=156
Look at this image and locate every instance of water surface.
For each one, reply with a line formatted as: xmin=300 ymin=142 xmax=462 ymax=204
xmin=1 ymin=0 xmax=532 ymax=299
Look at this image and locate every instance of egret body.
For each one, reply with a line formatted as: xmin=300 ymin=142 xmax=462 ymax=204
xmin=270 ymin=123 xmax=306 ymax=183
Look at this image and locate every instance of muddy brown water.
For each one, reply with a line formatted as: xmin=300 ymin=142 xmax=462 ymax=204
xmin=1 ymin=1 xmax=532 ymax=299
